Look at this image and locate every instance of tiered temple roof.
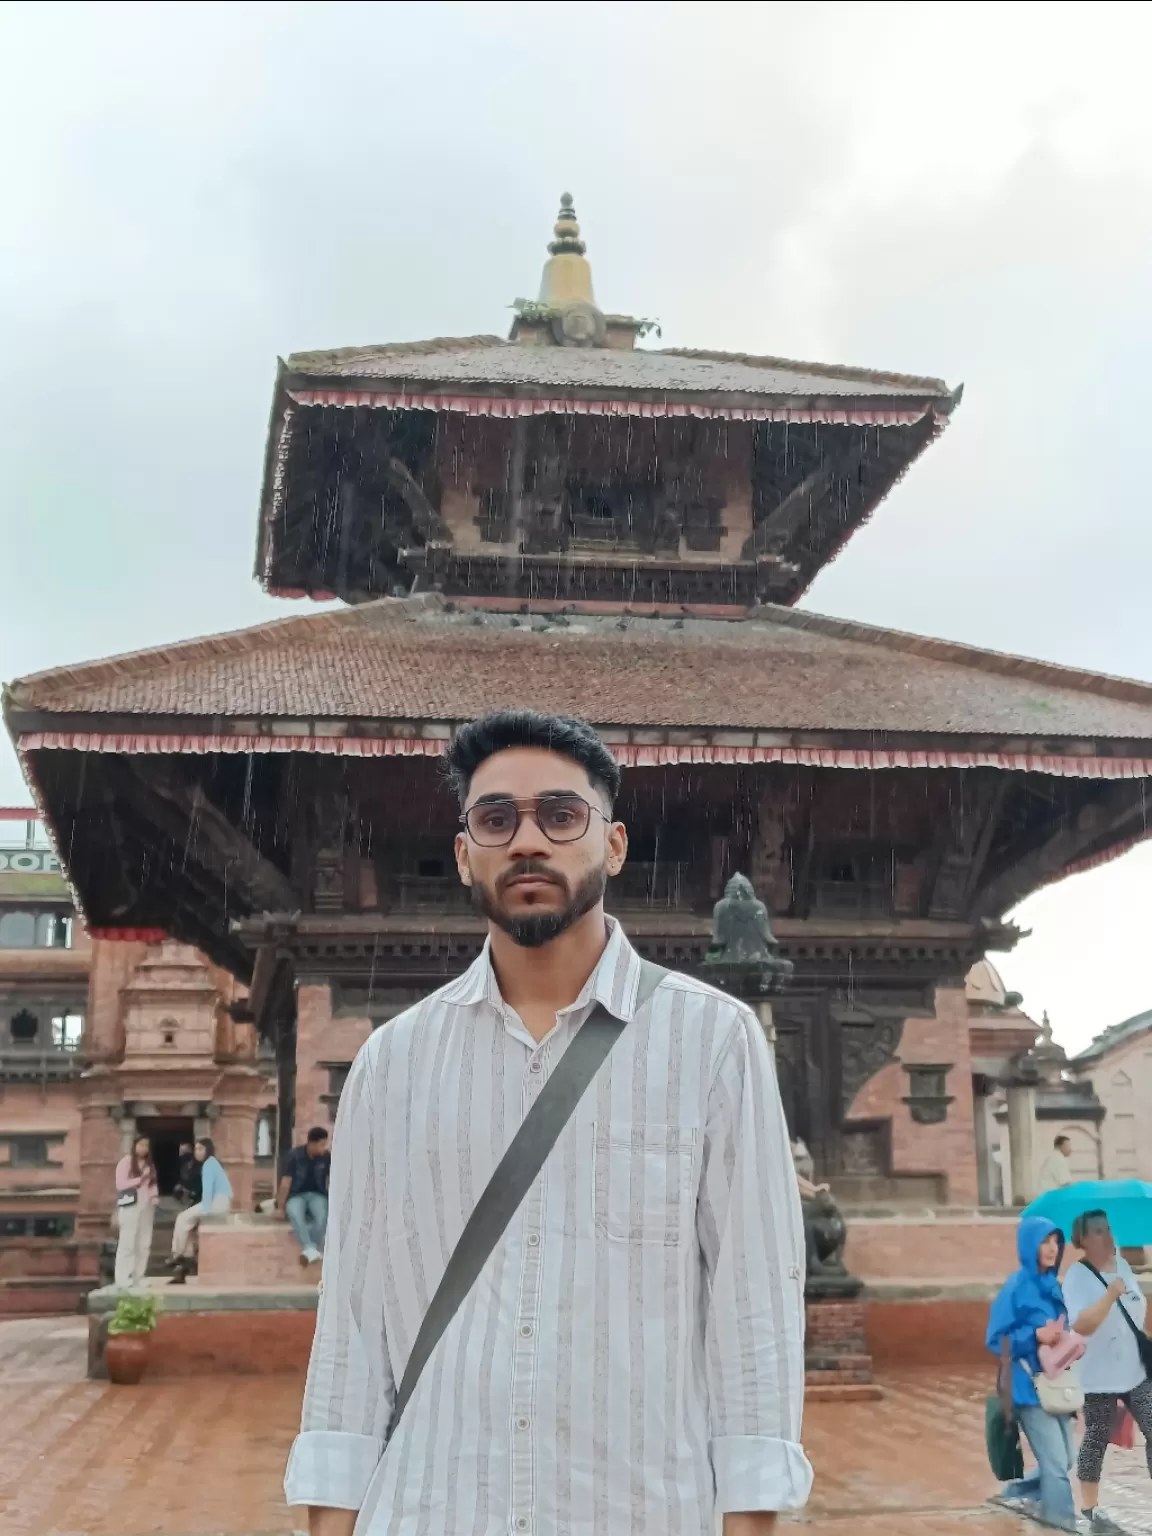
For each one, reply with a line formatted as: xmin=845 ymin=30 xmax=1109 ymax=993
xmin=4 ymin=193 xmax=1150 ymax=986
xmin=260 ymin=195 xmax=959 ymax=606
xmin=10 ymin=593 xmax=1152 ymax=753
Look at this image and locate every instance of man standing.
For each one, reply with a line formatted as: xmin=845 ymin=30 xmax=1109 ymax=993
xmin=277 ymin=1127 xmax=331 ymax=1266
xmin=285 ymin=709 xmax=811 ymax=1536
xmin=1037 ymin=1135 xmax=1075 ymax=1193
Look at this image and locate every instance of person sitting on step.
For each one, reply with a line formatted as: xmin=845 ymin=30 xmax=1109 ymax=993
xmin=276 ymin=1126 xmax=331 ymax=1266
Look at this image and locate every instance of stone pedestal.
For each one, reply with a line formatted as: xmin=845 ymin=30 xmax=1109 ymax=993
xmin=197 ymin=1211 xmax=316 ymax=1286
xmin=805 ymin=1294 xmax=882 ymax=1402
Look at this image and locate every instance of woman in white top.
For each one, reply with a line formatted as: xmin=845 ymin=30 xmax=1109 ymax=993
xmin=1062 ymin=1209 xmax=1152 ymax=1535
xmin=113 ymin=1134 xmax=159 ymax=1289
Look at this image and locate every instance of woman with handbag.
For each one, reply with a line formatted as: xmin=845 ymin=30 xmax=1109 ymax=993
xmin=1063 ymin=1209 xmax=1152 ymax=1534
xmin=986 ymin=1215 xmax=1079 ymax=1532
xmin=113 ymin=1134 xmax=159 ymax=1289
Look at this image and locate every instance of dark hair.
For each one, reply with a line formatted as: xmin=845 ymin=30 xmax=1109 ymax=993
xmin=445 ymin=710 xmax=621 ymax=807
xmin=1055 ymin=1134 xmax=1071 ymax=1149
xmin=130 ymin=1136 xmax=153 ymax=1179
xmin=306 ymin=1127 xmax=329 ymax=1144
xmin=1071 ymin=1209 xmax=1109 ymax=1248
xmin=196 ymin=1137 xmax=216 ymax=1159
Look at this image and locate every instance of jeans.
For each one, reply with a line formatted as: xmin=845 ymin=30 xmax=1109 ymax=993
xmin=1005 ymin=1405 xmax=1076 ymax=1530
xmin=285 ymin=1191 xmax=328 ymax=1254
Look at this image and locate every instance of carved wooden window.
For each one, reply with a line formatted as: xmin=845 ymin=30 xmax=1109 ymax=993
xmin=8 ymin=1135 xmax=52 ymax=1167
xmin=681 ymin=498 xmax=727 ymax=552
xmin=902 ymin=1064 xmax=955 ymax=1124
xmin=0 ymin=911 xmax=36 ymax=948
xmin=31 ymin=1214 xmax=74 ymax=1238
xmin=9 ymin=1009 xmax=39 ymax=1043
xmin=320 ymin=1061 xmax=352 ymax=1120
xmin=0 ymin=1212 xmax=74 ymax=1239
xmin=51 ymin=1014 xmax=84 ymax=1051
xmin=474 ymin=488 xmax=511 ymax=543
xmin=809 ymin=852 xmax=893 ymax=917
xmin=392 ymin=844 xmax=470 ymax=914
xmin=37 ymin=913 xmax=71 ymax=948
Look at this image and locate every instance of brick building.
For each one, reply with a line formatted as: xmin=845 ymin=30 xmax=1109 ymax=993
xmin=0 ymin=810 xmax=276 ymax=1313
xmin=5 ymin=196 xmax=1152 ymax=1230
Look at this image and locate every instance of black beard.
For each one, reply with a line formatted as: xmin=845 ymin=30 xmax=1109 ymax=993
xmin=470 ymin=864 xmax=608 ymax=948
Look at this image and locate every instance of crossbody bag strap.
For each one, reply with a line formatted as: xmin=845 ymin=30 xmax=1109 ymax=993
xmin=386 ymin=958 xmax=669 ymax=1441
xmin=1080 ymin=1258 xmax=1145 ymax=1342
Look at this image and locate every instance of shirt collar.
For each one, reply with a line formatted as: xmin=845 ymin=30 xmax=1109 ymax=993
xmin=441 ymin=914 xmax=644 ymax=1023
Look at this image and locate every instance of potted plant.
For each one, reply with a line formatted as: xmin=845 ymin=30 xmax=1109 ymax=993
xmin=105 ymin=1294 xmax=160 ymax=1384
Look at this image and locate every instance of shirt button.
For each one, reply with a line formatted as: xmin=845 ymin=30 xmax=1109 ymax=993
xmin=526 ymin=1232 xmax=540 ymax=1248
xmin=516 ymin=1415 xmax=531 ymax=1430
xmin=529 ymin=1059 xmax=543 ymax=1074
xmin=515 ymin=1519 xmax=530 ymax=1532
xmin=519 ymin=1323 xmax=534 ymax=1338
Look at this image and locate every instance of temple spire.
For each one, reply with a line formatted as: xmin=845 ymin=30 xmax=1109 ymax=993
xmin=538 ymin=193 xmax=597 ymax=308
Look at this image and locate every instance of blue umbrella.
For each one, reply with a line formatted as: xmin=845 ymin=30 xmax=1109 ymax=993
xmin=1021 ymin=1180 xmax=1152 ymax=1248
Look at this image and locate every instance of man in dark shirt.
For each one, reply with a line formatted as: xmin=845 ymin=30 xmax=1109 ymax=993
xmin=174 ymin=1142 xmax=201 ymax=1206
xmin=276 ymin=1127 xmax=331 ymax=1266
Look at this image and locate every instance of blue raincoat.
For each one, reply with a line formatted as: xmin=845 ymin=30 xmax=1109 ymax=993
xmin=986 ymin=1216 xmax=1067 ymax=1407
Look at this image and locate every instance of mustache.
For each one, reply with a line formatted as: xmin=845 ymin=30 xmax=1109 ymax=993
xmin=496 ymin=860 xmax=568 ymax=895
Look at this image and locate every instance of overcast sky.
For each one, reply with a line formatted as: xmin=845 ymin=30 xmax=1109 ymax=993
xmin=1 ymin=0 xmax=1149 ymax=1051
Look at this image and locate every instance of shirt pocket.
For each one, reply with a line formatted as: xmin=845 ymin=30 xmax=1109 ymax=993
xmin=592 ymin=1123 xmax=699 ymax=1245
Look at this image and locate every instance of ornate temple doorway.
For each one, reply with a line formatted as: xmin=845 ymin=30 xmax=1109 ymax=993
xmin=135 ymin=1115 xmax=195 ymax=1196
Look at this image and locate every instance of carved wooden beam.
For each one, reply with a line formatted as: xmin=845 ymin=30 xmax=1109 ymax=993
xmin=748 ymin=439 xmax=871 ymax=559
xmin=104 ymin=798 xmax=255 ymax=978
xmin=144 ymin=766 xmax=297 ymax=914
xmin=747 ymin=467 xmax=832 ymax=557
xmin=926 ymin=771 xmax=1012 ymax=920
xmin=973 ymin=784 xmax=1148 ymax=919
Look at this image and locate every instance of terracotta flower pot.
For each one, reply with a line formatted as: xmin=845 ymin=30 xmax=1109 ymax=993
xmin=105 ymin=1331 xmax=151 ymax=1385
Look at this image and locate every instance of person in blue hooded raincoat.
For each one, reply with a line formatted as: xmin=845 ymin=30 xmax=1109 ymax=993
xmin=986 ymin=1215 xmax=1077 ymax=1532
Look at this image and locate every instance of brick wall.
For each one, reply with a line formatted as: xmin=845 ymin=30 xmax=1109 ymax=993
xmin=90 ymin=1308 xmax=316 ymax=1378
xmin=0 ymin=1081 xmax=81 ymax=1193
xmin=866 ymin=1298 xmax=990 ymax=1367
xmin=847 ymin=984 xmax=980 ymax=1206
xmin=85 ymin=939 xmax=147 ymax=1061
xmin=294 ymin=984 xmax=372 ymax=1134
xmin=848 ymin=1216 xmax=1017 ymax=1282
xmin=197 ymin=1215 xmax=316 ymax=1287
xmin=76 ymin=1083 xmax=126 ymax=1236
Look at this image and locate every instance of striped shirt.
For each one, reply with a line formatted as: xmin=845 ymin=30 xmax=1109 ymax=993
xmin=284 ymin=918 xmax=813 ymax=1533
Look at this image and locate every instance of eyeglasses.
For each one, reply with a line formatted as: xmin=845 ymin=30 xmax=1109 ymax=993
xmin=460 ymin=793 xmax=609 ymax=848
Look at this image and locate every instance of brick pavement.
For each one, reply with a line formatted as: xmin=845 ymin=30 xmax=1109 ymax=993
xmin=0 ymin=1317 xmax=1149 ymax=1536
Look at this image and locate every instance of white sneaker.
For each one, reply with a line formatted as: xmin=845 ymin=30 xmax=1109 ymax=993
xmin=302 ymin=1245 xmax=321 ymax=1264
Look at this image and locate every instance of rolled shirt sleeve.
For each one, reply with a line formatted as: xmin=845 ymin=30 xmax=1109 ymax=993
xmin=284 ymin=1041 xmax=396 ymax=1510
xmin=697 ymin=1006 xmax=814 ymax=1513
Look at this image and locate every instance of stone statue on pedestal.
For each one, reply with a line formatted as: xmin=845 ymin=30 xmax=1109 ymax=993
xmin=801 ymin=1186 xmax=861 ymax=1297
xmin=702 ymin=872 xmax=793 ymax=994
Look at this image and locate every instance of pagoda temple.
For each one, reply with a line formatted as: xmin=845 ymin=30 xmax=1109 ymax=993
xmin=6 ymin=195 xmax=1152 ymax=1207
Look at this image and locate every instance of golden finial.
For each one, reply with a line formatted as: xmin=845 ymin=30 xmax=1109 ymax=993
xmin=538 ymin=191 xmax=596 ymax=308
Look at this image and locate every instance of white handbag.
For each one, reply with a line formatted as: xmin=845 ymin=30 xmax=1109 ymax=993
xmin=1034 ymin=1363 xmax=1084 ymax=1416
